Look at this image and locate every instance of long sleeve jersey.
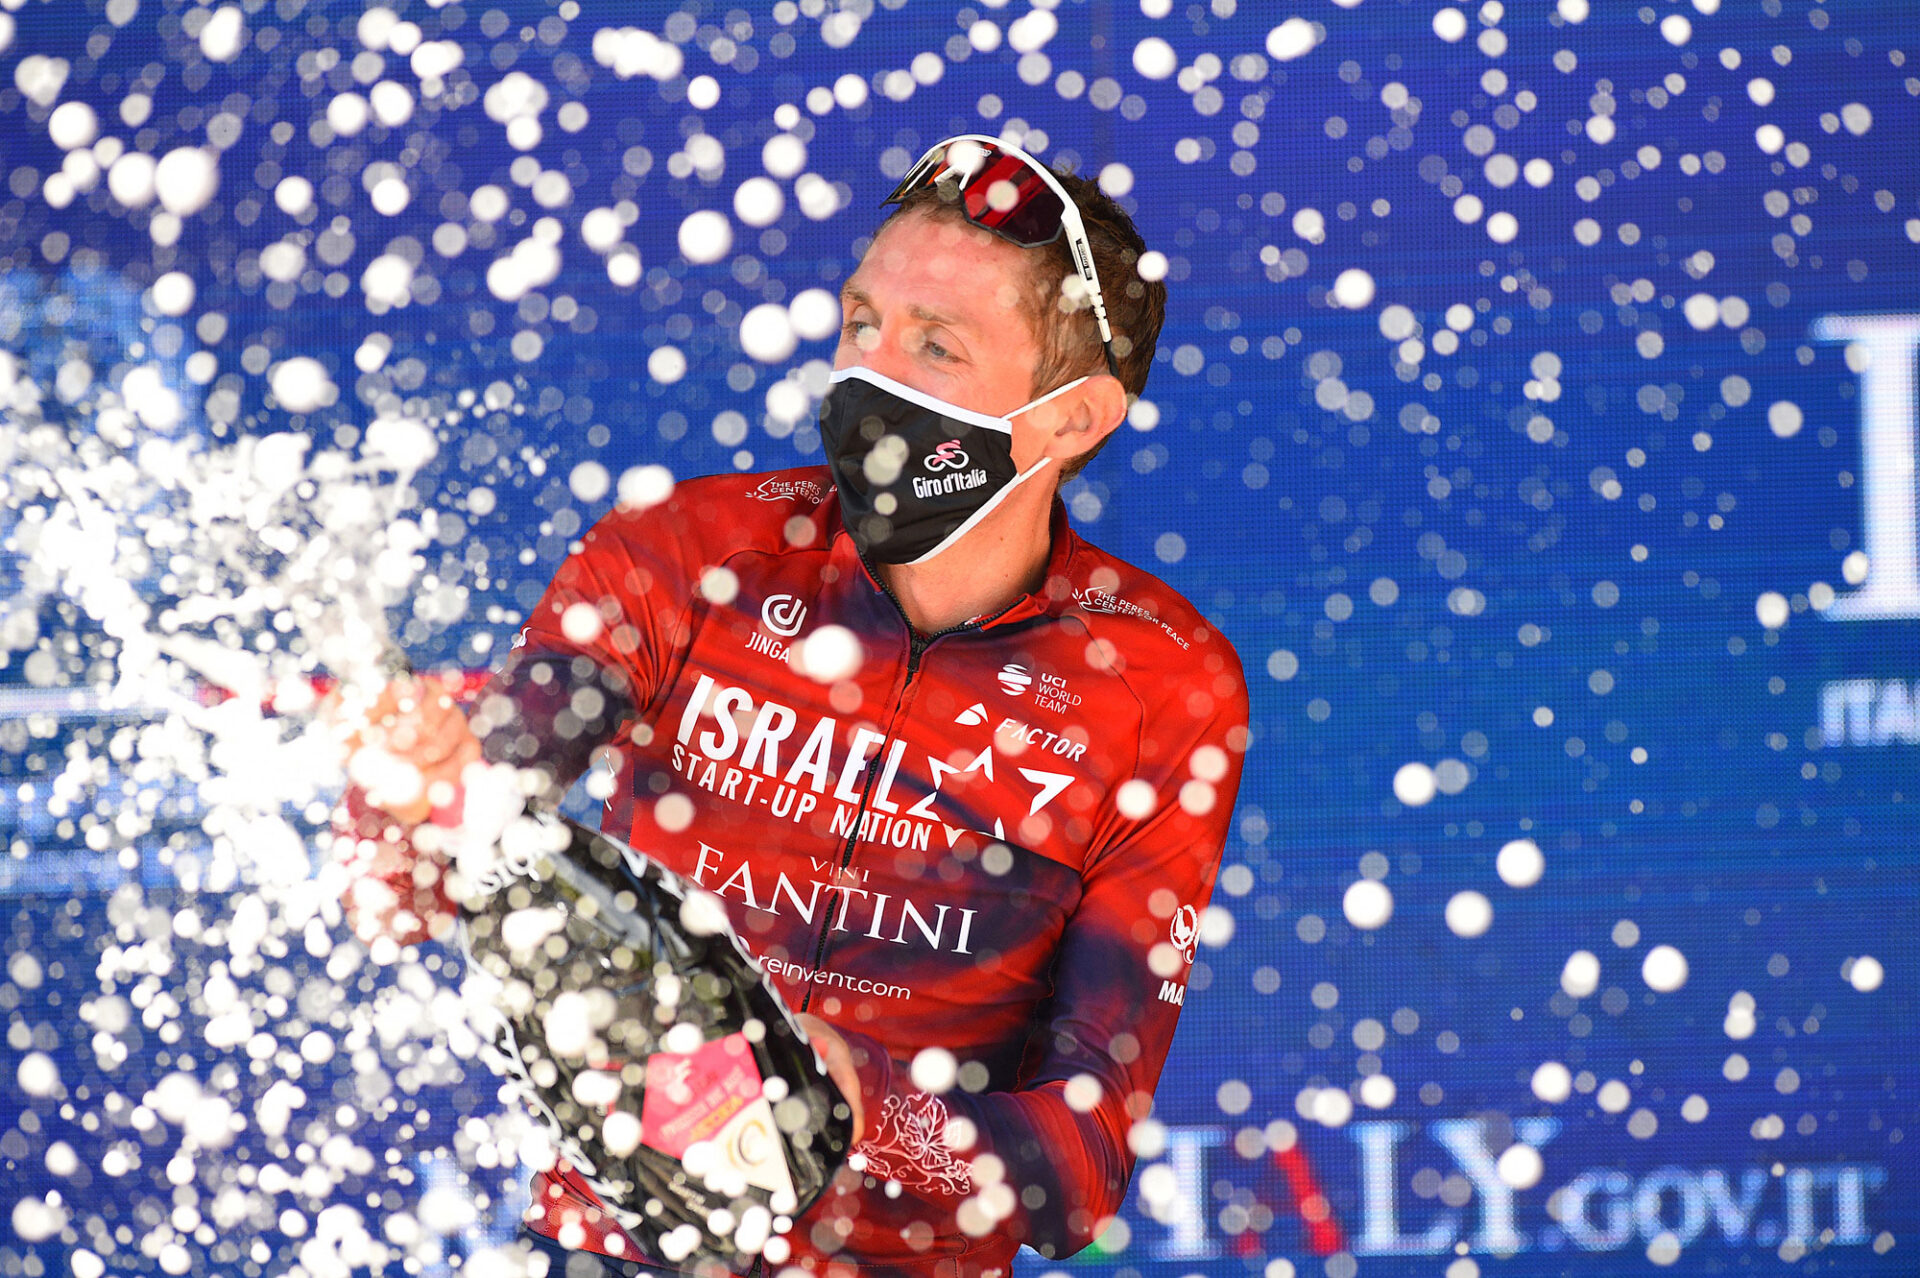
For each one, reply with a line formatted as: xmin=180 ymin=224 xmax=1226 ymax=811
xmin=434 ymin=466 xmax=1249 ymax=1277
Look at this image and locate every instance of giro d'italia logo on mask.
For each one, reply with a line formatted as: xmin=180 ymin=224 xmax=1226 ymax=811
xmin=816 ymin=365 xmax=1087 ymax=565
xmin=924 ymin=440 xmax=970 ymax=471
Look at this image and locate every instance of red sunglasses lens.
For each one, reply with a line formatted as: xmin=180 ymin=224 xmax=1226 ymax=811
xmin=892 ymin=144 xmax=1066 ymax=248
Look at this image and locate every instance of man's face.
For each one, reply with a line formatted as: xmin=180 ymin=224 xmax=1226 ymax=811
xmin=835 ymin=210 xmax=1053 ymax=465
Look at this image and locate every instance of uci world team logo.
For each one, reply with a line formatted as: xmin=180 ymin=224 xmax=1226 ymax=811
xmin=924 ymin=440 xmax=970 ymax=471
xmin=761 ymin=593 xmax=807 ymax=638
xmin=997 ymin=663 xmax=1032 ymax=696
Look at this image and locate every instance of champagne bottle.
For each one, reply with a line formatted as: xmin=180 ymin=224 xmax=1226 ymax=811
xmin=453 ymin=808 xmax=854 ymax=1272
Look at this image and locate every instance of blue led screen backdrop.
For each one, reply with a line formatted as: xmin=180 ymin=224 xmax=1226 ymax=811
xmin=0 ymin=0 xmax=1916 ymax=1275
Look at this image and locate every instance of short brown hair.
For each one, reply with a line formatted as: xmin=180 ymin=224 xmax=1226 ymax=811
xmin=880 ymin=161 xmax=1165 ymax=478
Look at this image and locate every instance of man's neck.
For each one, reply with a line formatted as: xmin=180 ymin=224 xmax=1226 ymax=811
xmin=873 ymin=482 xmax=1057 ymax=636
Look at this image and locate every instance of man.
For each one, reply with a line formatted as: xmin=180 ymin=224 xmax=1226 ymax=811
xmin=337 ymin=136 xmax=1249 ymax=1278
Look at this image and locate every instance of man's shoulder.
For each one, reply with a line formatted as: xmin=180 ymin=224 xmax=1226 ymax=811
xmin=1059 ymin=534 xmax=1246 ymax=694
xmin=585 ymin=464 xmax=835 ymax=562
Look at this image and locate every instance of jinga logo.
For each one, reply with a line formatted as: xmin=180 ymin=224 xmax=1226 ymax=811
xmin=1814 ymin=313 xmax=1920 ymax=620
xmin=760 ymin=593 xmax=807 ymax=638
xmin=924 ymin=439 xmax=970 ymax=471
xmin=997 ymin=663 xmax=1032 ymax=696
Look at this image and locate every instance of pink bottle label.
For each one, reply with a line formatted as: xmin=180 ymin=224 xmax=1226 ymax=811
xmin=640 ymin=1031 xmax=798 ymax=1210
xmin=640 ymin=1031 xmax=763 ymax=1158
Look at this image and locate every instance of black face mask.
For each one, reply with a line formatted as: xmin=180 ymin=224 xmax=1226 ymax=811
xmin=816 ymin=365 xmax=1085 ymax=565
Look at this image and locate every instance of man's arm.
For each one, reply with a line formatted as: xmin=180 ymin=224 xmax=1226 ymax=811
xmin=333 ymin=496 xmax=695 ymax=943
xmin=821 ymin=679 xmax=1250 ymax=1258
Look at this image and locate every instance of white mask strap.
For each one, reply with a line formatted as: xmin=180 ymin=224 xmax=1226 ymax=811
xmin=904 ymin=456 xmax=1056 ymax=566
xmin=1004 ymin=375 xmax=1090 ymax=423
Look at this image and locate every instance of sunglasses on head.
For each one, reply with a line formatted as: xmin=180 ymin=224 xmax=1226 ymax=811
xmin=883 ymin=134 xmax=1123 ymax=380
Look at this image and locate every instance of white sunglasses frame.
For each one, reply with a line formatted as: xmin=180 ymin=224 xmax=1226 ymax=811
xmin=890 ymin=133 xmax=1123 ymax=380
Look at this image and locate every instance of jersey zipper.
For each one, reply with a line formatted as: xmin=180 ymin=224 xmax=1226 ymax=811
xmin=795 ymin=559 xmax=1021 ymax=1013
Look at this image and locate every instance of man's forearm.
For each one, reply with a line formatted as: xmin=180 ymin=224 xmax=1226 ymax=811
xmin=469 ymin=643 xmax=638 ymax=806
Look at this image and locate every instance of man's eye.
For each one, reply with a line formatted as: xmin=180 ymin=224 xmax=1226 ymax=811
xmin=924 ymin=339 xmax=952 ymax=360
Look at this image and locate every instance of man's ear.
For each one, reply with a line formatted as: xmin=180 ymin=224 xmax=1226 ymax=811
xmin=1041 ymin=373 xmax=1129 ymax=463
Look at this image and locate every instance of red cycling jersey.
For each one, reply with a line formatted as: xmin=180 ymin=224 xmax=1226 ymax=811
xmin=373 ymin=465 xmax=1248 ymax=1278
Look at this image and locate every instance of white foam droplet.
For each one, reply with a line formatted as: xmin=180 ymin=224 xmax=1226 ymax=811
xmin=17 ymin=1051 xmax=59 ymax=1096
xmin=1266 ymin=18 xmax=1317 ymax=61
xmin=199 ymin=5 xmax=245 ymax=60
xmin=1132 ymin=36 xmax=1177 ymax=79
xmin=678 ymin=209 xmax=733 ymax=264
xmin=602 ymin=1109 xmax=643 ymax=1157
xmin=1343 ymin=879 xmax=1393 ymax=929
xmin=155 ymin=147 xmax=219 ymax=216
xmin=1393 ymin=762 xmax=1437 ymax=806
xmin=150 ymin=271 xmax=196 ymax=317
xmin=1531 ymin=1060 xmax=1573 ymax=1103
xmin=617 ymin=463 xmax=675 ymax=509
xmin=1561 ymin=949 xmax=1600 ymax=997
xmin=910 ymin=1047 xmax=958 ymax=1094
xmin=364 ymin=416 xmax=437 ymax=470
xmin=793 ymin=624 xmax=862 ymax=683
xmin=542 ymin=991 xmax=592 ymax=1057
xmin=1332 ymin=268 xmax=1375 ymax=308
xmin=1496 ymin=838 xmax=1544 ymax=888
xmin=1445 ymin=890 xmax=1493 ymax=938
xmin=48 ymin=100 xmax=98 ymax=150
xmin=1642 ymin=944 xmax=1689 ymax=991
xmin=648 ymin=346 xmax=687 ymax=386
xmin=275 ymin=174 xmax=313 ymax=215
xmin=108 ymin=151 xmax=158 ymax=207
xmin=569 ymin=461 xmax=610 ymax=503
xmin=733 ymin=176 xmax=784 ymax=227
xmin=788 ymin=288 xmax=840 ymax=342
xmin=1496 ymin=1143 xmax=1544 ymax=1189
xmin=739 ymin=303 xmax=798 ymax=363
xmin=561 ymin=601 xmax=603 ymax=644
xmin=270 ymin=357 xmax=335 ymax=413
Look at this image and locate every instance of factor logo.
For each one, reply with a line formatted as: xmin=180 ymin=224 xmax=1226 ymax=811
xmin=996 ymin=663 xmax=1033 ymax=696
xmin=761 ymin=593 xmax=807 ymax=638
xmin=1169 ymin=904 xmax=1199 ymax=964
xmin=924 ymin=440 xmax=971 ymax=471
xmin=954 ymin=701 xmax=990 ymax=726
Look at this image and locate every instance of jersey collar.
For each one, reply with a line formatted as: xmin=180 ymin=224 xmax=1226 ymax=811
xmin=831 ymin=492 xmax=1082 ymax=634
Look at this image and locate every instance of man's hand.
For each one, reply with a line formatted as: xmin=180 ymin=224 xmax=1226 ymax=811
xmin=796 ymin=1013 xmax=865 ymax=1144
xmin=325 ymin=671 xmax=482 ymax=826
